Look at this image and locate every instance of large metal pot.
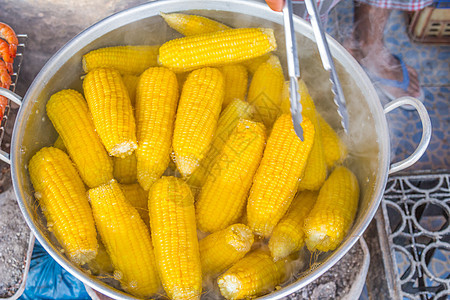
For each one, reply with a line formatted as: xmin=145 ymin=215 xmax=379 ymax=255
xmin=0 ymin=0 xmax=431 ymax=299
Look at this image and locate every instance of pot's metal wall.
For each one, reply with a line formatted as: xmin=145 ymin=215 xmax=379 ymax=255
xmin=10 ymin=1 xmax=390 ymax=299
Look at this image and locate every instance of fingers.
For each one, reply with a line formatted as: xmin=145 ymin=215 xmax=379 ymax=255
xmin=265 ymin=0 xmax=285 ymax=12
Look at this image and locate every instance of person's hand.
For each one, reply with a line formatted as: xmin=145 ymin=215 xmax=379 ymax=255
xmin=265 ymin=0 xmax=284 ymax=12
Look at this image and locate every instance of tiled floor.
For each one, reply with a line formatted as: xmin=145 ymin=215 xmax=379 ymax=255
xmin=324 ymin=2 xmax=449 ymax=298
xmin=326 ymin=0 xmax=449 ymax=172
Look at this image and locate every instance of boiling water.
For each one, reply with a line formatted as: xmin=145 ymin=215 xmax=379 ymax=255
xmin=18 ymin=6 xmax=382 ymax=300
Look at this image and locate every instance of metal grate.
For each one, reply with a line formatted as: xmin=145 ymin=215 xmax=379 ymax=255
xmin=382 ymin=173 xmax=450 ymax=300
xmin=0 ymin=34 xmax=27 ymax=146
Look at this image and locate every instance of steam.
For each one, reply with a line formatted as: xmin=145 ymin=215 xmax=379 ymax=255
xmin=23 ymin=5 xmax=385 ymax=299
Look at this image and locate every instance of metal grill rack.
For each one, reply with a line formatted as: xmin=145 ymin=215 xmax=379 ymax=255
xmin=0 ymin=33 xmax=33 ymax=300
xmin=382 ymin=173 xmax=450 ymax=299
xmin=0 ymin=34 xmax=27 ymax=146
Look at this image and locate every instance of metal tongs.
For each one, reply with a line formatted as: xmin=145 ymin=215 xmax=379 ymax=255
xmin=282 ymin=0 xmax=349 ymax=141
xmin=283 ymin=0 xmax=304 ymax=140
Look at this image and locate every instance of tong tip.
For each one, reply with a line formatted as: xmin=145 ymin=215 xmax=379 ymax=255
xmin=341 ymin=115 xmax=349 ymax=134
xmin=293 ymin=122 xmax=304 ymax=141
xmin=288 ymin=78 xmax=304 ymax=141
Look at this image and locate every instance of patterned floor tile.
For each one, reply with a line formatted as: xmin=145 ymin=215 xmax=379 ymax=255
xmin=325 ymin=0 xmax=449 ymax=171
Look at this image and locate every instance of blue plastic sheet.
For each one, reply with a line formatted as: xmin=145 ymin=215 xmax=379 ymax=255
xmin=20 ymin=240 xmax=90 ymax=300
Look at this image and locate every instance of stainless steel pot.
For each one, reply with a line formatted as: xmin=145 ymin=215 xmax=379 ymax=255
xmin=0 ymin=0 xmax=432 ymax=299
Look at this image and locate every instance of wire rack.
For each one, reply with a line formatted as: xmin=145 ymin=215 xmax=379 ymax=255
xmin=0 ymin=34 xmax=27 ymax=146
xmin=382 ymin=173 xmax=450 ymax=300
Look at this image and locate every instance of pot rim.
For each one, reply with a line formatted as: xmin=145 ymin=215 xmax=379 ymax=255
xmin=11 ymin=0 xmax=390 ymax=299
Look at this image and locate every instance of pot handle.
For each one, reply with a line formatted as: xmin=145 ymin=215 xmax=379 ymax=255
xmin=0 ymin=87 xmax=23 ymax=165
xmin=384 ymin=96 xmax=432 ymax=175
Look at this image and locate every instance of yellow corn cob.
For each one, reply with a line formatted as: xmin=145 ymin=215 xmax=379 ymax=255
xmin=219 ymin=64 xmax=248 ymax=108
xmin=295 ymin=80 xmax=327 ymax=191
xmin=196 ymin=119 xmax=266 ymax=233
xmin=241 ymin=53 xmax=271 ymax=74
xmin=119 ymin=183 xmax=149 ymax=227
xmin=28 ymin=147 xmax=98 ymax=265
xmin=268 ymin=191 xmax=317 ymax=261
xmin=280 ymin=80 xmax=318 ymax=121
xmin=135 ymin=67 xmax=179 ymax=190
xmin=304 ymin=166 xmax=360 ymax=252
xmin=113 ymin=153 xmax=137 ymax=184
xmin=318 ymin=113 xmax=348 ymax=169
xmin=46 ymin=89 xmax=113 ymax=188
xmin=187 ymin=98 xmax=254 ymax=188
xmin=280 ymin=81 xmax=290 ymax=115
xmin=199 ymin=224 xmax=254 ymax=277
xmin=247 ymin=114 xmax=315 ymax=237
xmin=87 ymin=239 xmax=114 ymax=275
xmin=217 ymin=250 xmax=291 ymax=300
xmin=281 ymin=80 xmax=328 ymax=191
xmin=158 ymin=28 xmax=277 ymax=73
xmin=149 ymin=177 xmax=202 ymax=300
xmin=297 ymin=140 xmax=327 ymax=190
xmin=121 ymin=74 xmax=140 ymax=106
xmin=247 ymin=55 xmax=284 ymax=128
xmin=89 ymin=180 xmax=160 ymax=297
xmin=282 ymin=81 xmax=325 ymax=130
xmin=161 ymin=12 xmax=230 ymax=36
xmin=159 ymin=13 xmax=269 ymax=76
xmin=172 ymin=67 xmax=224 ymax=177
xmin=160 ymin=13 xmax=271 ymax=76
xmin=82 ymin=45 xmax=159 ymax=75
xmin=83 ymin=68 xmax=137 ymax=158
xmin=53 ymin=136 xmax=66 ymax=152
